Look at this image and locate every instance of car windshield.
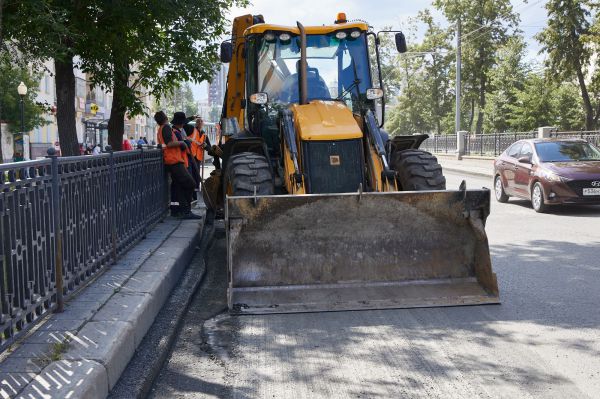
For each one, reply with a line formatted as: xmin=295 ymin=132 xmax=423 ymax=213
xmin=535 ymin=141 xmax=600 ymax=162
xmin=256 ymin=32 xmax=371 ymax=111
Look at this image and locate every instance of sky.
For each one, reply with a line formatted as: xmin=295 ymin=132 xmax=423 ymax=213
xmin=191 ymin=0 xmax=548 ymax=101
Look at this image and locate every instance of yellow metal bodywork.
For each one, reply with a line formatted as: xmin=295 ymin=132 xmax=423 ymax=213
xmin=224 ymin=14 xmax=254 ymax=133
xmin=245 ymin=22 xmax=369 ymax=36
xmin=291 ymin=101 xmax=363 ymax=141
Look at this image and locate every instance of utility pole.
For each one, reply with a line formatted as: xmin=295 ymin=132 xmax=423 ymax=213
xmin=455 ymin=19 xmax=463 ymax=160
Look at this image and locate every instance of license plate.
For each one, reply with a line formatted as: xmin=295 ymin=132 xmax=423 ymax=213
xmin=583 ymin=188 xmax=600 ymax=196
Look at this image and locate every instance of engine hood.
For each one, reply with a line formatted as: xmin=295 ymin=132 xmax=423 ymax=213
xmin=291 ymin=101 xmax=363 ymax=141
xmin=542 ymin=161 xmax=600 ymax=180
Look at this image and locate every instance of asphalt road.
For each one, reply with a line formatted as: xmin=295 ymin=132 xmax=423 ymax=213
xmin=150 ymin=171 xmax=600 ymax=399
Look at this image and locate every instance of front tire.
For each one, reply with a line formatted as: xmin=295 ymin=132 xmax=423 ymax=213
xmin=391 ymin=149 xmax=446 ymax=191
xmin=494 ymin=175 xmax=509 ymax=203
xmin=531 ymin=182 xmax=547 ymax=213
xmin=224 ymin=152 xmax=274 ymax=197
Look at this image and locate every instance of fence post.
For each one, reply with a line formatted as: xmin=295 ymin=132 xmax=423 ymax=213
xmin=456 ymin=131 xmax=467 ymax=159
xmin=494 ymin=132 xmax=498 ymax=156
xmin=106 ymin=146 xmax=118 ymax=262
xmin=138 ymin=145 xmax=147 ymax=239
xmin=47 ymin=148 xmax=64 ymax=313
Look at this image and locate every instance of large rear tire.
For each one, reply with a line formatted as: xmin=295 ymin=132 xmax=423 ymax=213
xmin=391 ymin=149 xmax=446 ymax=191
xmin=224 ymin=152 xmax=274 ymax=196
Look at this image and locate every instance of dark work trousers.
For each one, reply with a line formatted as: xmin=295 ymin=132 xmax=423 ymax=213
xmin=167 ymin=162 xmax=197 ymax=214
xmin=188 ymin=155 xmax=200 ymax=200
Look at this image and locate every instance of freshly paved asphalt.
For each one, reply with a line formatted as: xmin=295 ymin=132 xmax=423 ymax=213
xmin=150 ymin=171 xmax=600 ymax=398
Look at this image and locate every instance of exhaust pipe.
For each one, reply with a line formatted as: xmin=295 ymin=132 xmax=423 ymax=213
xmin=297 ymin=22 xmax=308 ymax=105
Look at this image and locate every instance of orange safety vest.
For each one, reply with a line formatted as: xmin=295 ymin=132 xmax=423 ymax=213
xmin=189 ymin=127 xmax=206 ymax=161
xmin=157 ymin=125 xmax=187 ymax=166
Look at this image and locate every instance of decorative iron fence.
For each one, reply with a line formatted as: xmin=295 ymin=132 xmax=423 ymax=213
xmin=548 ymin=131 xmax=600 ymax=147
xmin=0 ymin=147 xmax=168 ymax=351
xmin=421 ymin=131 xmax=600 ymax=156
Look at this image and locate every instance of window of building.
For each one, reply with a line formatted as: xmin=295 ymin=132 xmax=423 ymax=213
xmin=76 ymin=78 xmax=86 ymax=98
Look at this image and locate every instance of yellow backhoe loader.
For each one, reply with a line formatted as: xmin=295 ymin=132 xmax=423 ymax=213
xmin=206 ymin=13 xmax=499 ymax=314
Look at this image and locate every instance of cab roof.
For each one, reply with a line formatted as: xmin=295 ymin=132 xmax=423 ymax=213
xmin=244 ymin=21 xmax=370 ymax=37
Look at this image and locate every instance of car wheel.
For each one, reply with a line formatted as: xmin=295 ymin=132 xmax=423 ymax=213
xmin=494 ymin=175 xmax=509 ymax=203
xmin=531 ymin=182 xmax=547 ymax=213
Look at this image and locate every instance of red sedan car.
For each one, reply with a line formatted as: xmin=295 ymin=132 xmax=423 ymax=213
xmin=493 ymin=139 xmax=600 ymax=212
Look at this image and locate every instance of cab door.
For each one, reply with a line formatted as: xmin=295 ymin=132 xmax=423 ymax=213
xmin=513 ymin=142 xmax=534 ymax=197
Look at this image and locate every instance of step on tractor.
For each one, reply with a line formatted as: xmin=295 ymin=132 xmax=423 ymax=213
xmin=203 ymin=12 xmax=500 ymax=314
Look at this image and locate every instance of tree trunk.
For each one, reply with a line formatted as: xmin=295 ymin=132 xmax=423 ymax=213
xmin=55 ymin=57 xmax=80 ymax=156
xmin=107 ymin=58 xmax=130 ymax=151
xmin=107 ymin=93 xmax=125 ymax=151
xmin=575 ymin=60 xmax=595 ymax=130
xmin=468 ymin=98 xmax=475 ymax=132
xmin=476 ymin=74 xmax=486 ymax=135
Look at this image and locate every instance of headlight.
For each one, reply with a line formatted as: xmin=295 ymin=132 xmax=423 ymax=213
xmin=350 ymin=30 xmax=361 ymax=39
xmin=335 ymin=31 xmax=348 ymax=40
xmin=542 ymin=170 xmax=565 ymax=182
xmin=279 ymin=33 xmax=291 ymax=41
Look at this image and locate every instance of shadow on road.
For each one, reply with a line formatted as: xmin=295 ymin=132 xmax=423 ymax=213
xmin=505 ymin=198 xmax=600 ymax=217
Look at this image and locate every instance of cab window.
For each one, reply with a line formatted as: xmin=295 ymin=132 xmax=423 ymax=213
xmin=507 ymin=142 xmax=523 ymax=158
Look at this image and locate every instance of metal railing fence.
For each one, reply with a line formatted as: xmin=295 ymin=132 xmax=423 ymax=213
xmin=0 ymin=147 xmax=168 ymax=351
xmin=548 ymin=131 xmax=600 ymax=147
xmin=421 ymin=131 xmax=600 ymax=156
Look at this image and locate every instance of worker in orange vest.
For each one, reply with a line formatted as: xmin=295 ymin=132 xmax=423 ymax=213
xmin=189 ymin=117 xmax=209 ymax=164
xmin=154 ymin=111 xmax=200 ymax=220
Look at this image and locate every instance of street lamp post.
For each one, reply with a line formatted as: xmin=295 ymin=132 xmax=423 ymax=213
xmin=14 ymin=82 xmax=28 ymax=161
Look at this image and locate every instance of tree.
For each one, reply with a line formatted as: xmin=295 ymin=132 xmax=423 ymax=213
xmin=0 ymin=55 xmax=49 ymax=162
xmin=417 ymin=10 xmax=454 ymax=135
xmin=79 ymin=0 xmax=245 ymax=150
xmin=4 ymin=0 xmax=90 ymax=156
xmin=4 ymin=0 xmax=245 ymax=153
xmin=384 ymin=11 xmax=454 ymax=135
xmin=509 ymin=73 xmax=555 ymax=130
xmin=484 ymin=36 xmax=528 ymax=132
xmin=433 ymin=0 xmax=519 ymax=134
xmin=537 ymin=0 xmax=597 ymax=129
xmin=157 ymin=83 xmax=198 ymax=119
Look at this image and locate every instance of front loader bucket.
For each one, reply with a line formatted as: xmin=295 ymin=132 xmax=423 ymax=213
xmin=226 ymin=189 xmax=499 ymax=314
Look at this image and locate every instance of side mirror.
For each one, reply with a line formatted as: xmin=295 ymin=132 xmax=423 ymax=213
xmin=395 ymin=32 xmax=407 ymax=53
xmin=220 ymin=41 xmax=233 ymax=63
xmin=518 ymin=156 xmax=532 ymax=164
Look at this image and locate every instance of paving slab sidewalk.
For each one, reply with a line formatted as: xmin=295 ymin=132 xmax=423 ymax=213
xmin=0 ymin=213 xmax=205 ymax=399
xmin=434 ymin=154 xmax=495 ymax=179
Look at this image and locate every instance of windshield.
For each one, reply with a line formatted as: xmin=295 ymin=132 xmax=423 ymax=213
xmin=535 ymin=141 xmax=600 ymax=162
xmin=256 ymin=32 xmax=371 ymax=111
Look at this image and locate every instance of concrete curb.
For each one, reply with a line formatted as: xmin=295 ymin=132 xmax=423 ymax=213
xmin=15 ymin=216 xmax=205 ymax=399
xmin=434 ymin=153 xmax=496 ymax=161
xmin=443 ymin=167 xmax=494 ymax=179
xmin=107 ymin=221 xmax=215 ymax=399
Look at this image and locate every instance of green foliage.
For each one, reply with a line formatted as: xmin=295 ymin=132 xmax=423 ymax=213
xmin=80 ymin=0 xmax=246 ymax=118
xmin=0 ymin=58 xmax=48 ymax=133
xmin=509 ymin=73 xmax=584 ymax=131
xmin=483 ymin=36 xmax=528 ymax=132
xmin=3 ymin=0 xmax=245 ymax=144
xmin=537 ymin=0 xmax=597 ymax=129
xmin=157 ymin=83 xmax=197 ymax=118
xmin=434 ymin=0 xmax=519 ymax=134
